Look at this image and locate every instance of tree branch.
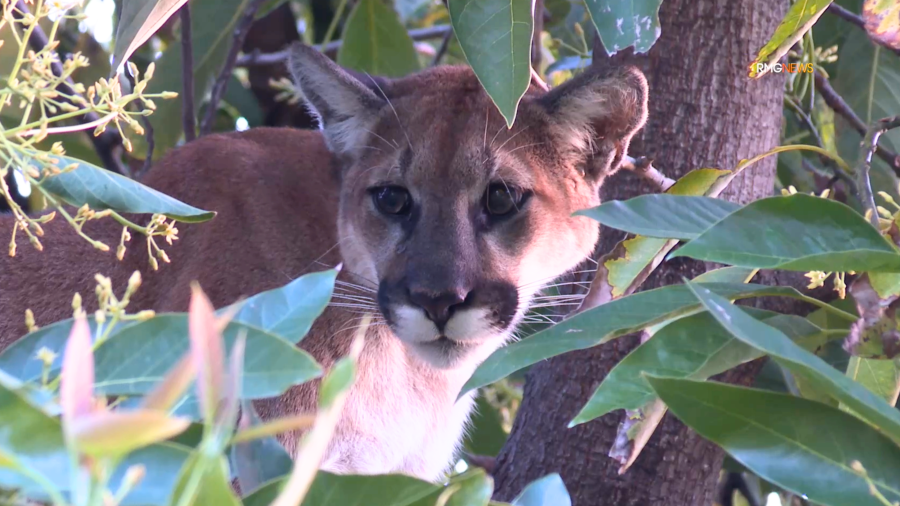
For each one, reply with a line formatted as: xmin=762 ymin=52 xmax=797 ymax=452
xmin=199 ymin=0 xmax=269 ymax=136
xmin=431 ymin=29 xmax=453 ymax=67
xmin=180 ymin=4 xmax=196 ymax=142
xmin=620 ymin=155 xmax=676 ymax=191
xmin=814 ymin=71 xmax=900 ymax=175
xmin=236 ymin=25 xmax=453 ymax=67
xmin=857 ymin=116 xmax=900 ymax=227
xmin=13 ymin=0 xmax=125 ymax=175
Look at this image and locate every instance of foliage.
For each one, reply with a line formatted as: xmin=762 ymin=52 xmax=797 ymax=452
xmin=4 ymin=0 xmax=900 ymax=505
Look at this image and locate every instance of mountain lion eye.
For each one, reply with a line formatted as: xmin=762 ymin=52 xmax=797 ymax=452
xmin=372 ymin=186 xmax=412 ymax=216
xmin=485 ymin=183 xmax=521 ymax=216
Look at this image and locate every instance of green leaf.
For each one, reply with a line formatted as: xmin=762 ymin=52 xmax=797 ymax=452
xmin=585 ymin=0 xmax=664 ymax=55
xmin=0 ymin=316 xmax=104 ymax=384
xmin=0 ymin=375 xmax=191 ymax=505
xmin=511 ymin=474 xmax=570 ymax=506
xmin=463 ymin=394 xmax=508 ymax=457
xmin=845 ymin=356 xmax=900 ymax=405
xmin=596 ymin=168 xmax=734 ymax=298
xmin=577 ymin=195 xmax=739 ymax=240
xmin=686 ymin=281 xmax=900 ymax=443
xmin=0 ymin=377 xmax=68 ymax=496
xmin=227 ymin=269 xmax=337 ymax=344
xmin=113 ymin=0 xmax=189 ymax=70
xmin=646 ymin=376 xmax=900 ymax=506
xmin=834 ymin=28 xmax=900 ymax=204
xmin=461 ymin=282 xmax=850 ymax=397
xmin=443 ymin=469 xmax=493 ymax=506
xmin=870 ymin=272 xmax=900 ymax=298
xmin=38 ymin=154 xmax=214 ymax=222
xmin=337 ymin=0 xmax=421 ymax=77
xmin=671 ymin=194 xmax=900 ymax=272
xmin=319 ymin=356 xmax=356 ymax=409
xmin=167 ymin=452 xmax=241 ymax=506
xmin=230 ymin=401 xmax=294 ymax=496
xmin=138 ymin=0 xmax=253 ymax=158
xmin=242 ymin=472 xmax=442 ymax=506
xmin=571 ymin=310 xmax=828 ymax=426
xmin=749 ymin=0 xmax=832 ymax=77
xmin=92 ymin=314 xmax=321 ymax=401
xmin=449 ymin=0 xmax=534 ymax=126
xmin=1 ymin=270 xmax=334 ymax=384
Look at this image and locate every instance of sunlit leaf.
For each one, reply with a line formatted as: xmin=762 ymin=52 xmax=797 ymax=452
xmin=749 ymin=0 xmax=832 ymax=77
xmin=60 ymin=314 xmax=95 ymax=428
xmin=863 ymin=0 xmax=900 ymax=50
xmin=113 ymin=0 xmax=189 ymax=70
xmin=137 ymin=0 xmax=254 ymax=158
xmin=69 ymin=410 xmax=190 ymax=457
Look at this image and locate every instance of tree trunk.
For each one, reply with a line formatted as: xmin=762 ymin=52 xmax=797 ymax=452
xmin=491 ymin=1 xmax=788 ymax=504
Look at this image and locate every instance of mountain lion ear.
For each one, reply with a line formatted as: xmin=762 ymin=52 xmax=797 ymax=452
xmin=538 ymin=65 xmax=648 ymax=180
xmin=287 ymin=43 xmax=386 ymax=155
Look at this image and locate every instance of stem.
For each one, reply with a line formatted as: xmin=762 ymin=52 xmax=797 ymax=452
xmin=180 ymin=3 xmax=196 ymax=142
xmin=199 ymin=0 xmax=268 ymax=136
xmin=856 ymin=116 xmax=900 ymax=227
xmin=814 ymin=71 xmax=900 ymax=174
xmin=320 ymin=0 xmax=349 ymax=50
xmin=736 ymin=144 xmax=851 ymax=174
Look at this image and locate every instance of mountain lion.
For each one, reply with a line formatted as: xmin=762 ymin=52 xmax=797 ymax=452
xmin=0 ymin=44 xmax=648 ymax=481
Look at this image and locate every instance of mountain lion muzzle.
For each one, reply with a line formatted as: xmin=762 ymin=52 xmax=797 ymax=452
xmin=0 ymin=43 xmax=648 ymax=481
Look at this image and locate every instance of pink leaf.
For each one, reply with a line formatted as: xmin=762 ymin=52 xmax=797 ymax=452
xmin=60 ymin=314 xmax=96 ymax=429
xmin=188 ymin=283 xmax=225 ymax=423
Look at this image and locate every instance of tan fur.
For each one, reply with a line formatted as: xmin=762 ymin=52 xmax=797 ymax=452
xmin=0 ymin=46 xmax=648 ymax=481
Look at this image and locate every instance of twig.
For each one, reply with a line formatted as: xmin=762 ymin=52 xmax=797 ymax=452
xmin=180 ymin=4 xmax=196 ymax=142
xmin=199 ymin=0 xmax=268 ymax=136
xmin=620 ymin=155 xmax=675 ymax=191
xmin=530 ymin=67 xmax=549 ymax=92
xmin=827 ymin=3 xmax=864 ymax=28
xmin=18 ymin=112 xmax=116 ymax=137
xmin=814 ymin=71 xmax=900 ymax=175
xmin=857 ymin=116 xmax=900 ymax=227
xmin=13 ymin=1 xmax=125 ymax=174
xmin=431 ymin=29 xmax=452 ymax=67
xmin=827 ymin=3 xmax=900 ymax=56
xmin=123 ymin=67 xmax=154 ymax=179
xmin=236 ymin=25 xmax=453 ymax=66
xmin=784 ymin=94 xmax=856 ymax=189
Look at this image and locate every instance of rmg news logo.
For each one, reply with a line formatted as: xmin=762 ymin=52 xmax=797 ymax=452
xmin=752 ymin=62 xmax=814 ymax=74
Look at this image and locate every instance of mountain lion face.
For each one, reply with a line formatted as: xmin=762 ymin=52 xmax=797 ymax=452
xmin=289 ymin=45 xmax=647 ymax=369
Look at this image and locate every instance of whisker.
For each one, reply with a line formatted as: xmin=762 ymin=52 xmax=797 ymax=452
xmin=504 ymin=141 xmax=545 ymax=156
xmin=494 ymin=125 xmax=531 ymax=153
xmin=366 ymin=74 xmax=412 ymax=151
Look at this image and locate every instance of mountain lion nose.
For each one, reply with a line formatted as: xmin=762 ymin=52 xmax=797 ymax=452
xmin=408 ymin=289 xmax=468 ymax=331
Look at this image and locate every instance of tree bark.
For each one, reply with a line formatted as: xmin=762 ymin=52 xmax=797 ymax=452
xmin=491 ymin=1 xmax=788 ymax=504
